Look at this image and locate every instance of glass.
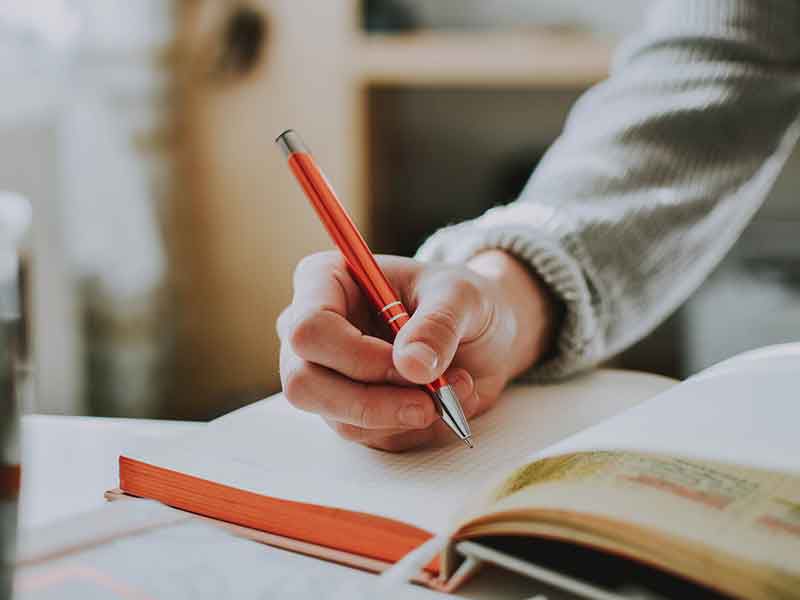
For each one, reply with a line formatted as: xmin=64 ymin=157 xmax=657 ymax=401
xmin=0 ymin=193 xmax=31 ymax=600
xmin=0 ymin=309 xmax=20 ymax=600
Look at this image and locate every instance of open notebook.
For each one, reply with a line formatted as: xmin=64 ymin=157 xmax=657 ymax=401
xmin=115 ymin=346 xmax=800 ymax=599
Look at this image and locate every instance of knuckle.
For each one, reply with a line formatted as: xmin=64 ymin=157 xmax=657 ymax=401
xmin=449 ymin=277 xmax=474 ymax=298
xmin=347 ymin=393 xmax=371 ymax=428
xmin=349 ymin=344 xmax=387 ymax=382
xmin=350 ymin=359 xmax=372 ymax=383
xmin=294 ymin=251 xmax=339 ymax=280
xmin=420 ymin=307 xmax=460 ymax=341
xmin=370 ymin=435 xmax=407 ymax=453
xmin=284 ymin=363 xmax=314 ymax=408
xmin=294 ymin=252 xmax=324 ymax=274
xmin=276 ymin=306 xmax=292 ymax=339
xmin=278 ymin=347 xmax=298 ymax=393
xmin=449 ymin=276 xmax=482 ymax=315
xmin=288 ymin=310 xmax=325 ymax=355
xmin=331 ymin=422 xmax=365 ymax=442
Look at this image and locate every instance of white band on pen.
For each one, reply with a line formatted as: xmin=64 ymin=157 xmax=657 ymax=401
xmin=380 ymin=301 xmax=402 ymax=313
xmin=386 ymin=312 xmax=408 ymax=324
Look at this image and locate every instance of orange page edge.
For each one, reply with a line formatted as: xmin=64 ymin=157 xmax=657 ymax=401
xmin=118 ymin=456 xmax=440 ymax=575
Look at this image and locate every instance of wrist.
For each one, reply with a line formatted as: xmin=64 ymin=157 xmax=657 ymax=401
xmin=466 ymin=250 xmax=560 ymax=378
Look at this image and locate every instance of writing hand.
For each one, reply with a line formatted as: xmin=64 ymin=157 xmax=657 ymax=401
xmin=277 ymin=250 xmax=557 ymax=451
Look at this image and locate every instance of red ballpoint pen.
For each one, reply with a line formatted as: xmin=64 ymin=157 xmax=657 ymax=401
xmin=276 ymin=129 xmax=473 ymax=447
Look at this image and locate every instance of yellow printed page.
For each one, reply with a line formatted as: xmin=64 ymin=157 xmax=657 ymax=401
xmin=459 ymin=452 xmax=800 ymax=599
xmin=446 ymin=348 xmax=800 ymax=598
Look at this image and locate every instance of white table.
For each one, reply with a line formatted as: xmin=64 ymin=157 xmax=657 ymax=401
xmin=19 ymin=415 xmax=202 ymax=529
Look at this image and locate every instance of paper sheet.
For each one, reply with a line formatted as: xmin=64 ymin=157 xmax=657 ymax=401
xmin=125 ymin=370 xmax=673 ymax=533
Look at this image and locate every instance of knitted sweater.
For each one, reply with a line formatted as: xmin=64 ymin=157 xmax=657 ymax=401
xmin=416 ymin=0 xmax=800 ymax=379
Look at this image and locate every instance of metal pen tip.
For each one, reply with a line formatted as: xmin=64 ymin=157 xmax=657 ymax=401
xmin=274 ymin=128 xmax=295 ymax=144
xmin=275 ymin=129 xmax=309 ymax=157
xmin=431 ymin=384 xmax=472 ymax=447
xmin=463 ymin=437 xmax=474 ymax=449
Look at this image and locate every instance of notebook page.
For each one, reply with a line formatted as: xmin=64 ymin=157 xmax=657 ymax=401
xmin=692 ymin=341 xmax=800 ymax=381
xmin=124 ymin=370 xmax=673 ymax=533
xmin=531 ymin=352 xmax=800 ymax=474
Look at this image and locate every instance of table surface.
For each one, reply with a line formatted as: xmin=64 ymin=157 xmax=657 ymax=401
xmin=16 ymin=371 xmax=679 ymax=600
xmin=19 ymin=415 xmax=203 ymax=530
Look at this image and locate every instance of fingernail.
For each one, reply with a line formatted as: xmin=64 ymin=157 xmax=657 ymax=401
xmin=450 ymin=373 xmax=470 ymax=400
xmin=448 ymin=372 xmax=478 ymax=415
xmin=401 ymin=342 xmax=438 ymax=372
xmin=463 ymin=389 xmax=480 ymax=417
xmin=398 ymin=404 xmax=427 ymax=428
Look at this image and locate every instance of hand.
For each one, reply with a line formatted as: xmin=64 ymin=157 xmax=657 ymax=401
xmin=277 ymin=249 xmax=558 ymax=451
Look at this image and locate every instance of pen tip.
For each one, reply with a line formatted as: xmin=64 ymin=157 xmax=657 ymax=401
xmin=463 ymin=437 xmax=474 ymax=449
xmin=275 ymin=128 xmax=294 ymax=143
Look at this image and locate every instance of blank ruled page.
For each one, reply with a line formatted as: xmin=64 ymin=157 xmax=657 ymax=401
xmin=123 ymin=370 xmax=672 ymax=532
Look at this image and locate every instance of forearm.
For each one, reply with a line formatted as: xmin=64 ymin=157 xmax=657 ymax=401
xmin=418 ymin=0 xmax=800 ymax=378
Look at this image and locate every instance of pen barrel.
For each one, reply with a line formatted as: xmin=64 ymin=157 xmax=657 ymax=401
xmin=280 ymin=131 xmax=470 ymax=443
xmin=376 ymin=300 xmax=409 ymax=336
xmin=284 ymin=151 xmax=444 ymax=393
xmin=287 ymin=153 xmax=403 ymax=314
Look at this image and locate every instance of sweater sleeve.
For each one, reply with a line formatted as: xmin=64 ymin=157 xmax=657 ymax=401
xmin=415 ymin=0 xmax=800 ymax=380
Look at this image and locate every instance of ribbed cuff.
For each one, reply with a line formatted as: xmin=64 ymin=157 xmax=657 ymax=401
xmin=415 ymin=206 xmax=606 ymax=381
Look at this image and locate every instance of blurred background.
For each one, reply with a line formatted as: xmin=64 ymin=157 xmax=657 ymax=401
xmin=0 ymin=0 xmax=798 ymax=420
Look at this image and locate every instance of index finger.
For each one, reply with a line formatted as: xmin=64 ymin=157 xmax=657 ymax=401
xmin=292 ymin=251 xmax=363 ymax=317
xmin=279 ymin=252 xmax=401 ymax=383
xmin=277 ymin=251 xmax=357 ymax=341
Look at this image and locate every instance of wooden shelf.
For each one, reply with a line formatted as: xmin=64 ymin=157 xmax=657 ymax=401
xmin=354 ymin=30 xmax=615 ymax=88
xmin=171 ymin=0 xmax=619 ymax=413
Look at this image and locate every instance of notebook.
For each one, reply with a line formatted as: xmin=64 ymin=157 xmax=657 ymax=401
xmin=114 ymin=346 xmax=800 ymax=599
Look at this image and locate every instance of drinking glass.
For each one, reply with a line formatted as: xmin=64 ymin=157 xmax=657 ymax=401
xmin=0 ymin=193 xmax=31 ymax=600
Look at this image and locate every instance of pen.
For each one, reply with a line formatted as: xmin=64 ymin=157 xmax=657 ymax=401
xmin=276 ymin=129 xmax=473 ymax=448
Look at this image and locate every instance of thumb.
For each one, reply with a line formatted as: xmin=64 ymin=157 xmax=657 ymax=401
xmin=393 ymin=279 xmax=482 ymax=384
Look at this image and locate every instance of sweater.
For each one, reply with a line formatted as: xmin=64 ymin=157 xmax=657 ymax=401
xmin=416 ymin=0 xmax=800 ymax=379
